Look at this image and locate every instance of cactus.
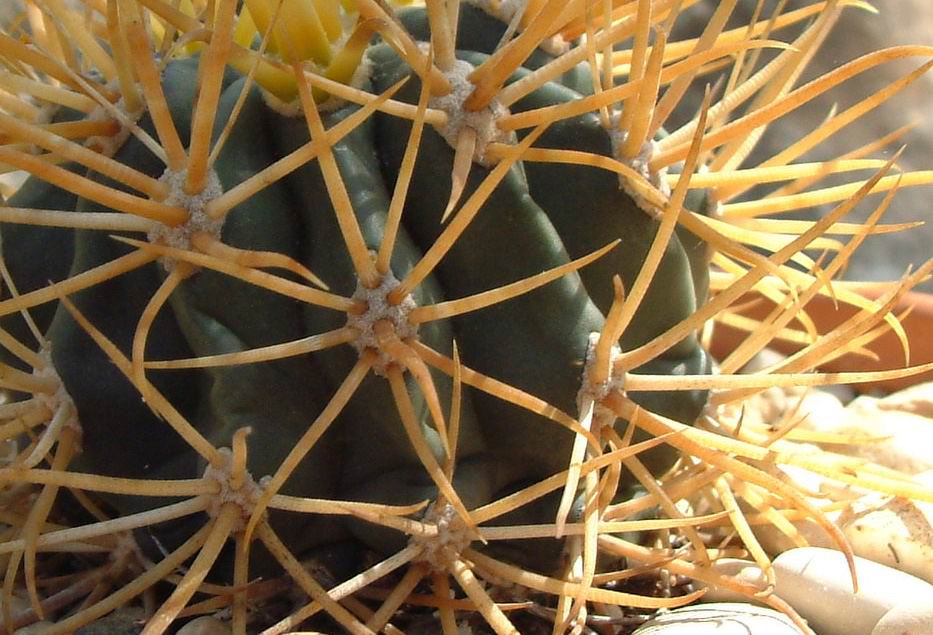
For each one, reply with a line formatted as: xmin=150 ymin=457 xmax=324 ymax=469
xmin=1 ymin=1 xmax=932 ymax=634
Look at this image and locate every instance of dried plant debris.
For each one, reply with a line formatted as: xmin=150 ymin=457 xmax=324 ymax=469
xmin=0 ymin=0 xmax=932 ymax=633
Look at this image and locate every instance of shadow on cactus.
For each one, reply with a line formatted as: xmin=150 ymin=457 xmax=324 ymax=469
xmin=1 ymin=1 xmax=933 ymax=633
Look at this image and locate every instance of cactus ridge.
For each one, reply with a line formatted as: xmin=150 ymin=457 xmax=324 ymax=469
xmin=1 ymin=1 xmax=933 ymax=633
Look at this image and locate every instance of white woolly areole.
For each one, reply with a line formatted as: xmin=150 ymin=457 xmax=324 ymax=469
xmin=346 ymin=272 xmax=418 ymax=374
xmin=608 ymin=123 xmax=672 ymax=217
xmin=577 ymin=332 xmax=625 ymax=430
xmin=695 ymin=164 xmax=725 ymax=219
xmin=202 ymin=447 xmax=263 ymax=531
xmin=148 ymin=168 xmax=224 ymax=271
xmin=84 ymin=96 xmax=136 ymax=158
xmin=464 ymin=0 xmax=569 ymax=55
xmin=412 ymin=502 xmax=471 ymax=572
xmin=33 ymin=347 xmax=81 ymax=436
xmin=425 ymin=55 xmax=510 ymax=166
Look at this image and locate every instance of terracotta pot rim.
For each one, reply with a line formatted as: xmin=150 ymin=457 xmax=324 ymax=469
xmin=710 ymin=288 xmax=933 ymax=393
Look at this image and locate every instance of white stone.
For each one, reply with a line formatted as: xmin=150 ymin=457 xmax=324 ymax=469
xmin=176 ymin=617 xmax=230 ymax=635
xmin=772 ymin=547 xmax=933 ymax=635
xmin=693 ymin=559 xmax=769 ymax=604
xmin=871 ymin=601 xmax=933 ymax=635
xmin=836 ymin=488 xmax=933 ymax=584
xmin=750 ymin=471 xmax=933 ymax=585
xmin=716 ymin=383 xmax=847 ymax=435
xmin=632 ymin=603 xmax=800 ymax=634
xmin=795 ymin=389 xmax=849 ymax=431
xmin=725 ymin=378 xmax=933 ymax=477
xmin=716 ymin=385 xmax=790 ymax=430
xmin=835 ymin=396 xmax=933 ymax=474
xmin=790 ymin=386 xmax=933 ymax=476
xmin=752 ymin=514 xmax=834 ymax=556
xmin=818 ymin=382 xmax=859 ymax=405
xmin=744 ymin=461 xmax=839 ymax=556
xmin=738 ymin=348 xmax=789 ymax=375
xmin=871 ymin=381 xmax=933 ymax=418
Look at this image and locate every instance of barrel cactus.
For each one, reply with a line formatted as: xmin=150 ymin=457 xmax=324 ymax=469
xmin=1 ymin=1 xmax=932 ymax=633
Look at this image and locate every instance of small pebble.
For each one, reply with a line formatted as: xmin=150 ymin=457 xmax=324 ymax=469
xmin=871 ymin=601 xmax=933 ymax=635
xmin=176 ymin=617 xmax=231 ymax=635
xmin=772 ymin=547 xmax=933 ymax=635
xmin=632 ymin=603 xmax=800 ymax=634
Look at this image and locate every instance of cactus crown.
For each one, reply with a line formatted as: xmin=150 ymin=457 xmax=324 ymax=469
xmin=1 ymin=1 xmax=933 ymax=634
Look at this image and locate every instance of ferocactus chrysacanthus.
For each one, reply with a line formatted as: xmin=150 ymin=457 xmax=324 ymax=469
xmin=4 ymin=1 xmax=711 ymax=565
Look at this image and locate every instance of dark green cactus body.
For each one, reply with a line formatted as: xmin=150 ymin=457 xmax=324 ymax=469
xmin=1 ymin=181 xmax=76 ymax=355
xmin=269 ymin=97 xmax=496 ymax=555
xmin=0 ymin=4 xmax=711 ymax=575
xmin=0 ymin=117 xmax=84 ymax=372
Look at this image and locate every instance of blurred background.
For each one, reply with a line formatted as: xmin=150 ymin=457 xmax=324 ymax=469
xmin=678 ymin=1 xmax=933 ymax=290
